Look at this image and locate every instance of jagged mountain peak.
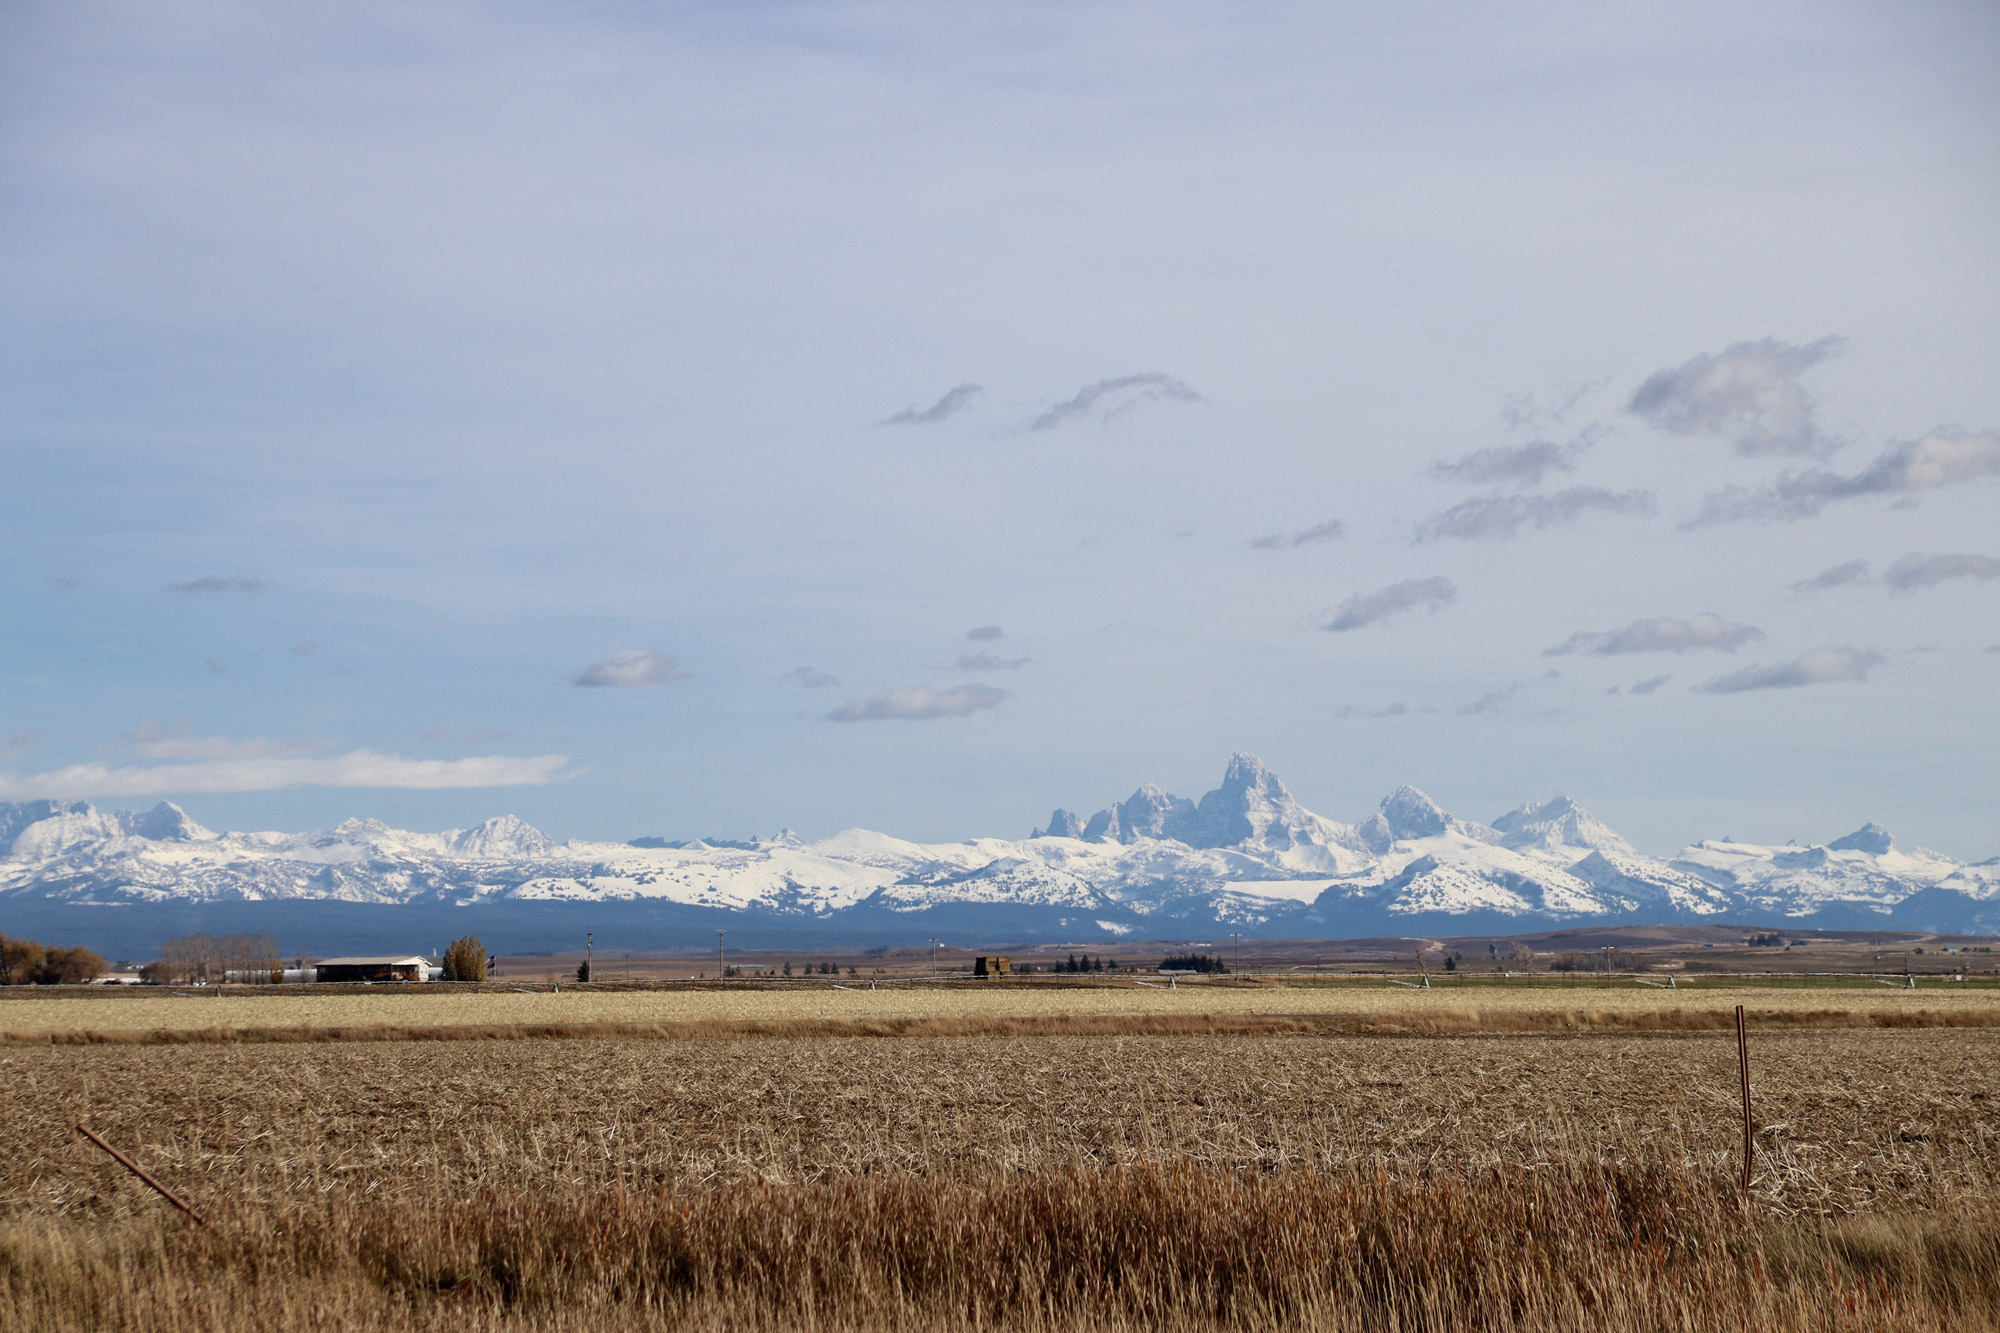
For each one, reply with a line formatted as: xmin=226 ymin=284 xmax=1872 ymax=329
xmin=1379 ymin=785 xmax=1450 ymax=840
xmin=1491 ymin=795 xmax=1635 ymax=856
xmin=450 ymin=814 xmax=555 ymax=859
xmin=1827 ymin=822 xmax=1894 ymax=855
xmin=125 ymin=801 xmax=216 ymax=842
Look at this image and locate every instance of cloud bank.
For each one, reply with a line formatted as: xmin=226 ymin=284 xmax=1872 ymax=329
xmin=124 ymin=720 xmax=318 ymax=761
xmin=0 ymin=750 xmax=571 ymax=800
xmin=165 ymin=576 xmax=268 ymax=595
xmin=1250 ymin=518 xmax=1345 ymax=550
xmin=1688 ymin=427 xmax=2000 ymax=526
xmin=1884 ymin=552 xmax=2000 ymax=592
xmin=1628 ymin=336 xmax=1846 ymax=456
xmin=1320 ymin=577 xmax=1457 ymax=632
xmin=1029 ymin=374 xmax=1202 ymax=430
xmin=1544 ymin=613 xmax=1764 ymax=657
xmin=570 ymin=650 xmax=688 ymax=688
xmin=826 ymin=684 xmax=1011 ymax=721
xmin=1695 ymin=645 xmax=1884 ymax=694
xmin=1413 ymin=487 xmax=1654 ymax=542
xmin=880 ymin=383 xmax=983 ymax=425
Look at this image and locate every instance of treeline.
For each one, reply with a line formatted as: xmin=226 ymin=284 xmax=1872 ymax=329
xmin=1160 ymin=953 xmax=1228 ymax=973
xmin=0 ymin=932 xmax=106 ymax=985
xmin=155 ymin=932 xmax=283 ymax=984
xmin=1058 ymin=954 xmax=1118 ymax=973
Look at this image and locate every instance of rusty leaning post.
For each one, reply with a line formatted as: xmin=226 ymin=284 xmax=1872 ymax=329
xmin=1735 ymin=1004 xmax=1753 ymax=1202
xmin=76 ymin=1123 xmax=209 ymax=1227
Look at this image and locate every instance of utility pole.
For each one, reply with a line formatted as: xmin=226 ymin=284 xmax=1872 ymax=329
xmin=585 ymin=932 xmax=593 ymax=984
xmin=1230 ymin=932 xmax=1243 ymax=976
xmin=717 ymin=929 xmax=727 ymax=978
xmin=929 ymin=938 xmax=939 ymax=978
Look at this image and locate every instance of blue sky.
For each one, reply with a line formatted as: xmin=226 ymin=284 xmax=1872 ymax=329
xmin=3 ymin=0 xmax=1997 ymax=856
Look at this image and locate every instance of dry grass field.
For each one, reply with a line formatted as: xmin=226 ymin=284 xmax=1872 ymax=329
xmin=5 ymin=976 xmax=2000 ymax=1044
xmin=4 ymin=1022 xmax=1999 ymax=1329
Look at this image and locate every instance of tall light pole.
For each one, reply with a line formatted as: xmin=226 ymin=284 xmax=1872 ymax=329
xmin=929 ymin=938 xmax=939 ymax=979
xmin=717 ymin=929 xmax=727 ymax=978
xmin=1230 ymin=932 xmax=1243 ymax=976
xmin=585 ymin=932 xmax=593 ymax=984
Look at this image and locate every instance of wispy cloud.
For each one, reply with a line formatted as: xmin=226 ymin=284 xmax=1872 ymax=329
xmin=0 ymin=731 xmax=36 ymax=761
xmin=782 ymin=666 xmax=840 ymax=689
xmin=880 ymin=383 xmax=983 ymax=426
xmin=1029 ymin=374 xmax=1202 ymax=431
xmin=1413 ymin=487 xmax=1654 ymax=542
xmin=1791 ymin=560 xmax=1870 ymax=593
xmin=1884 ymin=552 xmax=2000 ymax=592
xmin=1320 ymin=577 xmax=1457 ymax=632
xmin=1694 ymin=645 xmax=1884 ymax=694
xmin=46 ymin=576 xmax=80 ymax=591
xmin=124 ymin=719 xmax=318 ymax=761
xmin=1429 ymin=440 xmax=1586 ymax=488
xmin=1687 ymin=427 xmax=2000 ymax=526
xmin=1628 ymin=336 xmax=1846 ymax=457
xmin=1249 ymin=518 xmax=1344 ymax=550
xmin=0 ymin=751 xmax=571 ymax=800
xmin=826 ymin=684 xmax=1011 ymax=721
xmin=569 ymin=650 xmax=688 ymax=688
xmin=165 ymin=575 xmax=268 ymax=595
xmin=1629 ymin=674 xmax=1672 ymax=695
xmin=953 ymin=652 xmax=1031 ymax=671
xmin=965 ymin=625 xmax=1004 ymax=641
xmin=1544 ymin=613 xmax=1764 ymax=657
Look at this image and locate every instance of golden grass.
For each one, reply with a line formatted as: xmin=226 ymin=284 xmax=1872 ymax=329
xmin=4 ymin=1029 xmax=1998 ymax=1329
xmin=5 ymin=979 xmax=1998 ymax=1044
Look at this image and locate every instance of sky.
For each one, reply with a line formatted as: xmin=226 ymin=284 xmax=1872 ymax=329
xmin=2 ymin=0 xmax=1997 ymax=858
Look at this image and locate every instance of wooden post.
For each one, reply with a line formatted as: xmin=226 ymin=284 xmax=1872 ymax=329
xmin=76 ymin=1124 xmax=208 ymax=1227
xmin=1734 ymin=1005 xmax=1753 ymax=1200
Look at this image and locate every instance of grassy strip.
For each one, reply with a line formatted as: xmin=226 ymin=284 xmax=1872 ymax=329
xmin=7 ymin=1005 xmax=2000 ymax=1046
xmin=5 ymin=1163 xmax=1997 ymax=1331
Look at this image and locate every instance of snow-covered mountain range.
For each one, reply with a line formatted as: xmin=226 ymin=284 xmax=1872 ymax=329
xmin=2 ymin=755 xmax=1994 ymax=954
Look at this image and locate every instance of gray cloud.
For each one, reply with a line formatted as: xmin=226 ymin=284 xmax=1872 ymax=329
xmin=0 ymin=730 xmax=36 ymax=761
xmin=1628 ymin=336 xmax=1846 ymax=457
xmin=1686 ymin=427 xmax=2000 ymax=526
xmin=1320 ymin=576 xmax=1457 ymax=632
xmin=1413 ymin=486 xmax=1654 ymax=542
xmin=1429 ymin=439 xmax=1584 ymax=488
xmin=46 ymin=576 xmax=80 ymax=591
xmin=1694 ymin=645 xmax=1885 ymax=694
xmin=1249 ymin=518 xmax=1345 ymax=550
xmin=1457 ymin=682 xmax=1521 ymax=716
xmin=1791 ymin=560 xmax=1870 ymax=593
xmin=880 ymin=383 xmax=983 ymax=426
xmin=569 ymin=649 xmax=688 ymax=688
xmin=965 ymin=625 xmax=1003 ymax=641
xmin=1629 ymin=674 xmax=1672 ymax=695
xmin=1029 ymin=373 xmax=1203 ymax=431
xmin=783 ymin=666 xmax=840 ymax=689
xmin=1544 ymin=613 xmax=1764 ymax=657
xmin=166 ymin=575 xmax=268 ymax=595
xmin=1884 ymin=552 xmax=2000 ymax=592
xmin=825 ymin=683 xmax=1011 ymax=722
xmin=953 ymin=652 xmax=1031 ymax=670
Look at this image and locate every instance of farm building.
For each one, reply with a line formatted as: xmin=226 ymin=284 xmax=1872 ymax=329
xmin=314 ymin=956 xmax=434 ymax=983
xmin=973 ymin=955 xmax=1011 ymax=977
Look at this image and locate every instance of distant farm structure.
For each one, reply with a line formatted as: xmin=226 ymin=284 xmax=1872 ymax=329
xmin=314 ymin=956 xmax=433 ymax=983
xmin=973 ymin=955 xmax=1011 ymax=977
